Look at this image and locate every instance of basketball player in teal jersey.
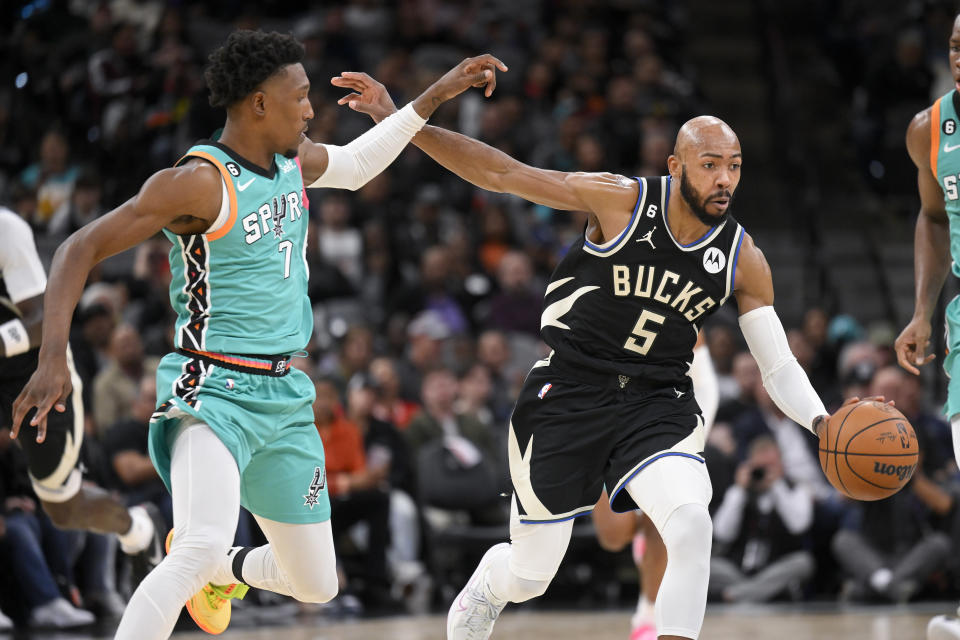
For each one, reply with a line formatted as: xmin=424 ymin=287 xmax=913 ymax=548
xmin=12 ymin=30 xmax=506 ymax=640
xmin=894 ymin=13 xmax=960 ymax=640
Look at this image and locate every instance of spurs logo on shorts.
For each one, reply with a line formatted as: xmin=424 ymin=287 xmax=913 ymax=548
xmin=303 ymin=466 xmax=326 ymax=508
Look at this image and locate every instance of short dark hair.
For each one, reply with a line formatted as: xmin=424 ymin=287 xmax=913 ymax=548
xmin=205 ymin=30 xmax=305 ymax=109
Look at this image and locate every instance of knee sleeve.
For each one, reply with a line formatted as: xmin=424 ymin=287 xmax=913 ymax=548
xmin=661 ymin=503 xmax=712 ymax=565
xmin=656 ymin=503 xmax=712 ymax=639
xmin=284 ymin=560 xmax=339 ymax=603
xmin=489 ymin=567 xmax=550 ymax=603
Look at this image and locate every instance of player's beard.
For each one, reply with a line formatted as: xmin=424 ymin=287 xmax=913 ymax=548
xmin=282 ymin=147 xmax=299 ymax=159
xmin=679 ymin=167 xmax=733 ymax=227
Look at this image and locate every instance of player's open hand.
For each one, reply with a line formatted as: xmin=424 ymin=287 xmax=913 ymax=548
xmin=11 ymin=356 xmax=71 ymax=444
xmin=895 ymin=317 xmax=936 ymax=375
xmin=331 ymin=72 xmax=398 ymax=124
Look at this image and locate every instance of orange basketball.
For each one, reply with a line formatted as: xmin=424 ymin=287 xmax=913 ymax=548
xmin=818 ymin=400 xmax=918 ymax=501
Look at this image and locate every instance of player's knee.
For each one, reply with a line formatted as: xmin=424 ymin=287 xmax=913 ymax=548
xmin=503 ymin=573 xmax=551 ymax=603
xmin=287 ymin=566 xmax=339 ymax=603
xmin=661 ymin=503 xmax=711 ymax=562
xmin=167 ymin=528 xmax=233 ymax=579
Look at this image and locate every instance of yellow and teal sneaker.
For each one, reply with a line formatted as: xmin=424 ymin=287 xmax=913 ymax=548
xmin=165 ymin=530 xmax=249 ymax=635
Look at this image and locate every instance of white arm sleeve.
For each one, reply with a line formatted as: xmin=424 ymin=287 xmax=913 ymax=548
xmin=0 ymin=208 xmax=47 ymax=303
xmin=690 ymin=343 xmax=718 ymax=433
xmin=739 ymin=306 xmax=826 ymax=433
xmin=308 ymin=102 xmax=427 ymax=191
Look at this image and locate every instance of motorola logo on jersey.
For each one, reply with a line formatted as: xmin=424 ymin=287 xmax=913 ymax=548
xmin=702 ymin=247 xmax=725 ymax=274
xmin=612 ymin=264 xmax=716 ymax=322
xmin=241 ymin=190 xmax=304 ymax=244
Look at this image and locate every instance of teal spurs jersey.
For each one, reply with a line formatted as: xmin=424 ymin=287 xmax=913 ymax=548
xmin=932 ymin=91 xmax=960 ymax=276
xmin=165 ymin=142 xmax=312 ymax=355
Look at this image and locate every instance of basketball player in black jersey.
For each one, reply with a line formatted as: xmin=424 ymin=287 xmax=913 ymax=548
xmin=0 ymin=207 xmax=166 ymax=606
xmin=335 ymin=72 xmax=856 ymax=639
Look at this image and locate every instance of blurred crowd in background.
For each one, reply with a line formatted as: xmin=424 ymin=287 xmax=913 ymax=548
xmin=2 ymin=0 xmax=960 ymax=632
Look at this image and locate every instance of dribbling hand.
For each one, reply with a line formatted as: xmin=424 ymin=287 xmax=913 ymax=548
xmin=11 ymin=358 xmax=72 ymax=444
xmin=894 ymin=317 xmax=936 ymax=375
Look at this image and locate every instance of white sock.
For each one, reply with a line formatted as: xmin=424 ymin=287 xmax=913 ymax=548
xmin=209 ymin=547 xmax=245 ymax=586
xmin=631 ymin=595 xmax=655 ymax=629
xmin=869 ymin=568 xmax=893 ymax=592
xmin=117 ymin=505 xmax=154 ymax=555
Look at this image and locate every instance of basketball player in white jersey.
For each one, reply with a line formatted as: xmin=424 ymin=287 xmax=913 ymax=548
xmin=0 ymin=206 xmax=166 ymax=603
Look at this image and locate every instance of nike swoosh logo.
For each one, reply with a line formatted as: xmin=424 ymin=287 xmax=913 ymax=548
xmin=237 ymin=177 xmax=255 ymax=191
xmin=945 ymin=143 xmax=960 ymax=153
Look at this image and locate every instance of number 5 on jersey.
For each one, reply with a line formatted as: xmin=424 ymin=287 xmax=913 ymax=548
xmin=624 ymin=308 xmax=665 ymax=355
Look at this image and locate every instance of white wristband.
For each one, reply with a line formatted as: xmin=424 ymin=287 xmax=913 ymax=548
xmin=0 ymin=318 xmax=30 ymax=356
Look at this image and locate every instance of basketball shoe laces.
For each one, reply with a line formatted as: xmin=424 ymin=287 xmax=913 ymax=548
xmin=202 ymin=582 xmax=249 ymax=610
xmin=459 ymin=577 xmax=506 ymax=637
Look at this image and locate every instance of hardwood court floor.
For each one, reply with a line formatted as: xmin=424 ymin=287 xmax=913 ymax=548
xmin=160 ymin=605 xmax=939 ymax=640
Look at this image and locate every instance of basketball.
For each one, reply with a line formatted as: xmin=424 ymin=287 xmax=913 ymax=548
xmin=818 ymin=400 xmax=918 ymax=501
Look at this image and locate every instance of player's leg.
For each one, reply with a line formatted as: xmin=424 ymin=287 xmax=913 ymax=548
xmin=624 ymin=455 xmax=712 ymax=640
xmin=113 ymin=422 xmax=241 ymax=640
xmin=447 ymin=496 xmax=575 ymax=640
xmin=593 ymin=490 xmax=637 ymax=551
xmin=212 ymin=515 xmax=339 ymax=602
xmin=14 ymin=358 xmax=163 ymax=561
xmin=632 ymin=515 xmax=667 ymax=639
xmin=592 ymin=495 xmax=660 ymax=640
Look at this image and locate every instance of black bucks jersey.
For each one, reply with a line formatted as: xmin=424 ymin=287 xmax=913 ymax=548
xmin=541 ymin=175 xmax=744 ymax=386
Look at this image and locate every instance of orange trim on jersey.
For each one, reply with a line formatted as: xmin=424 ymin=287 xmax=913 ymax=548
xmin=931 ymin=97 xmax=942 ymax=179
xmin=176 ymin=151 xmax=239 ymax=241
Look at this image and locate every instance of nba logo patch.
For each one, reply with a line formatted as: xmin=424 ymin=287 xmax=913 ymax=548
xmin=225 ymin=378 xmax=235 ymax=390
xmin=538 ymin=383 xmax=553 ymax=399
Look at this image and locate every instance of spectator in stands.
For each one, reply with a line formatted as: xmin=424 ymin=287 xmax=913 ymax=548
xmin=18 ymin=129 xmax=78 ymax=233
xmin=405 ymin=368 xmax=496 ymax=464
xmin=717 ymin=351 xmax=761 ymax=426
xmin=101 ymin=378 xmax=168 ymax=520
xmin=397 ymin=310 xmax=449 ymax=402
xmin=317 ymin=325 xmax=375 ymax=397
xmin=345 ymin=372 xmax=427 ymax=608
xmin=475 ymin=329 xmax=520 ymax=423
xmin=47 ymin=165 xmax=104 ymax=237
xmin=0 ymin=428 xmax=95 ymax=628
xmin=836 ymin=339 xmax=880 ymax=404
xmin=485 ymin=250 xmax=542 ymax=338
xmin=871 ymin=366 xmax=954 ymax=471
xmin=92 ymin=324 xmax=159 ymax=436
xmin=710 ymin=436 xmax=815 ymax=603
xmin=831 ymin=430 xmax=953 ymax=602
xmin=369 ymin=356 xmax=420 ymax=430
xmin=313 ymin=378 xmax=393 ymax=611
xmin=317 ymin=194 xmax=363 ymax=288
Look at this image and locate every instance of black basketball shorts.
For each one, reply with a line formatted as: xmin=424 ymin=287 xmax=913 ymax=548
xmin=508 ymin=353 xmax=706 ymax=523
xmin=0 ymin=350 xmax=84 ymax=502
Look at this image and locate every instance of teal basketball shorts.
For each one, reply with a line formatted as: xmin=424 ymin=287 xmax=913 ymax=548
xmin=944 ymin=295 xmax=960 ymax=420
xmin=148 ymin=350 xmax=329 ymax=523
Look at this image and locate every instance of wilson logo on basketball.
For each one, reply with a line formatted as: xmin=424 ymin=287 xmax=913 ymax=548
xmin=872 ymin=462 xmax=916 ymax=482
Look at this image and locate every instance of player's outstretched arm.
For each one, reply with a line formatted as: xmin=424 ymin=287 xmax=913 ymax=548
xmin=11 ymin=162 xmax=221 ymax=443
xmin=329 ymin=69 xmax=639 ymax=217
xmin=895 ymin=109 xmax=950 ymax=375
xmin=733 ymin=235 xmax=830 ymax=436
xmin=298 ymin=54 xmax=507 ymax=189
